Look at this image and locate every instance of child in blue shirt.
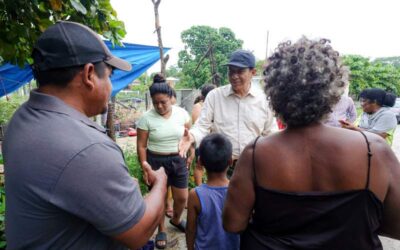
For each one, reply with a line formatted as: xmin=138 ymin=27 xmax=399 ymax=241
xmin=186 ymin=133 xmax=240 ymax=250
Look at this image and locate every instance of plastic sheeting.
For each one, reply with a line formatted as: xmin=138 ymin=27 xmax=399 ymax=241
xmin=0 ymin=41 xmax=170 ymax=97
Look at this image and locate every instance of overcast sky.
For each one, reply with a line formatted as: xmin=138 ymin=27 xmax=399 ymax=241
xmin=111 ymin=0 xmax=400 ymax=72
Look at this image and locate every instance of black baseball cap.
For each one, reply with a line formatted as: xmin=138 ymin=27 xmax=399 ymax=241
xmin=225 ymin=49 xmax=255 ymax=68
xmin=32 ymin=21 xmax=131 ymax=72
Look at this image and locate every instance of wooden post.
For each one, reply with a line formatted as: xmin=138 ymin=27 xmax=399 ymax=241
xmin=106 ymin=97 xmax=116 ymax=141
xmin=151 ymin=0 xmax=168 ymax=76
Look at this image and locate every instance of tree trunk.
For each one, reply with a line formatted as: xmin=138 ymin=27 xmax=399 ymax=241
xmin=209 ymin=45 xmax=221 ymax=86
xmin=106 ymin=97 xmax=116 ymax=141
xmin=152 ymin=0 xmax=168 ymax=76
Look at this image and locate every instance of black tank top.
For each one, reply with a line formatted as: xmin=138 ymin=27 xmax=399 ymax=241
xmin=241 ymin=132 xmax=384 ymax=250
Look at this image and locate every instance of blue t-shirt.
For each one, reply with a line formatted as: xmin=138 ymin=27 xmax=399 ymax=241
xmin=195 ymin=184 xmax=240 ymax=250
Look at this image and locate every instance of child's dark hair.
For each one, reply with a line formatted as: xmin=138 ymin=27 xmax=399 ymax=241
xmin=199 ymin=133 xmax=232 ymax=173
xmin=149 ymin=73 xmax=174 ymax=97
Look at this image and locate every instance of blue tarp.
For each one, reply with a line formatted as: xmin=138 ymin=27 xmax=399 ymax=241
xmin=0 ymin=41 xmax=170 ymax=97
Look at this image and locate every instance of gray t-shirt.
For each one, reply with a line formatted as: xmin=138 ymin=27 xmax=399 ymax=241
xmin=359 ymin=107 xmax=397 ymax=133
xmin=2 ymin=90 xmax=145 ymax=249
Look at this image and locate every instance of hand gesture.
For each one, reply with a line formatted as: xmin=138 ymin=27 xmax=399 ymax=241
xmin=179 ymin=128 xmax=193 ymax=158
xmin=142 ymin=161 xmax=167 ymax=187
xmin=186 ymin=145 xmax=195 ymax=169
xmin=339 ymin=120 xmax=355 ymax=130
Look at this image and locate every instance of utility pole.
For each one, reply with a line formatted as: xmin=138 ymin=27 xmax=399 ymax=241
xmin=194 ymin=42 xmax=221 ymax=86
xmin=265 ymin=30 xmax=270 ymax=62
xmin=209 ymin=44 xmax=220 ymax=86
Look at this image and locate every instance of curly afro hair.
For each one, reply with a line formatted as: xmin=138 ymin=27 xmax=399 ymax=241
xmin=263 ymin=37 xmax=349 ymax=127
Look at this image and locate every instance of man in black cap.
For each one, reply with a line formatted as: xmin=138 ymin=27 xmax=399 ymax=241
xmin=2 ymin=21 xmax=166 ymax=249
xmin=179 ymin=49 xmax=275 ymax=178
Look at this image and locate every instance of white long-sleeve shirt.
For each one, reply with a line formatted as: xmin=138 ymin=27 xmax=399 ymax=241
xmin=190 ymin=84 xmax=274 ymax=159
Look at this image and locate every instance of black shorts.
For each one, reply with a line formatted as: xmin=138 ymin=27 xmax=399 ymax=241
xmin=146 ymin=151 xmax=188 ymax=188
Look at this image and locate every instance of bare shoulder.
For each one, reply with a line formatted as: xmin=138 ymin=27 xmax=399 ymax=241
xmin=254 ymin=131 xmax=285 ymax=149
xmin=363 ymin=131 xmax=392 ymax=156
xmin=189 ymin=188 xmax=198 ymax=200
xmin=188 ymin=188 xmax=201 ymax=213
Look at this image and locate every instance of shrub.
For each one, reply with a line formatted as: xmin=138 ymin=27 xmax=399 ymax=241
xmin=124 ymin=150 xmax=148 ymax=195
xmin=0 ymin=95 xmax=27 ymax=125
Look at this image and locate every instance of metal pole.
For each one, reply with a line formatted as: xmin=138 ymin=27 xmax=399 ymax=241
xmin=265 ymin=30 xmax=270 ymax=62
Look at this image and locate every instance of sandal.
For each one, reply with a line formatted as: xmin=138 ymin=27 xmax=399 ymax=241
xmin=169 ymin=219 xmax=186 ymax=233
xmin=165 ymin=208 xmax=173 ymax=218
xmin=155 ymin=231 xmax=167 ymax=249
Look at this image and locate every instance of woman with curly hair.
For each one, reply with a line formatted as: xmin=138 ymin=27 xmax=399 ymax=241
xmin=223 ymin=37 xmax=400 ymax=249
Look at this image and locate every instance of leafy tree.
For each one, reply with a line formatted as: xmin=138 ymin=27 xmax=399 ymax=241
xmin=342 ymin=55 xmax=400 ymax=97
xmin=137 ymin=73 xmax=151 ymax=86
xmin=177 ymin=26 xmax=243 ymax=89
xmin=374 ymin=56 xmax=400 ymax=68
xmin=255 ymin=60 xmax=265 ymax=75
xmin=166 ymin=65 xmax=182 ymax=78
xmin=0 ymin=0 xmax=126 ymax=66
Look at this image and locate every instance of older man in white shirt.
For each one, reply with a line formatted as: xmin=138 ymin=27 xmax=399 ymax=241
xmin=179 ymin=50 xmax=275 ymax=177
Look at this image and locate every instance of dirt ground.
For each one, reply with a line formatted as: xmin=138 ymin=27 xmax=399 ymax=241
xmin=117 ymin=128 xmax=400 ymax=250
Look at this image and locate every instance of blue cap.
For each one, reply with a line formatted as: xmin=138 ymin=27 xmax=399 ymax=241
xmin=225 ymin=49 xmax=255 ymax=68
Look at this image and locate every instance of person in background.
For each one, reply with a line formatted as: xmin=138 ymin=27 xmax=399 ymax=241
xmin=171 ymin=88 xmax=177 ymax=105
xmin=191 ymin=84 xmax=216 ymax=185
xmin=137 ymin=75 xmax=191 ymax=249
xmin=191 ymin=84 xmax=216 ymax=123
xmin=179 ymin=50 xmax=275 ymax=178
xmin=341 ymin=88 xmax=397 ymax=145
xmin=186 ymin=133 xmax=240 ymax=250
xmin=2 ymin=21 xmax=167 ymax=250
xmin=223 ymin=37 xmax=400 ymax=249
xmin=325 ymin=85 xmax=357 ymax=127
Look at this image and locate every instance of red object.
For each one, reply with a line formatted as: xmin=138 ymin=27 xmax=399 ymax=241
xmin=277 ymin=119 xmax=286 ymax=130
xmin=127 ymin=128 xmax=137 ymax=137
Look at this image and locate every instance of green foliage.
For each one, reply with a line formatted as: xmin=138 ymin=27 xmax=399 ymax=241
xmin=130 ymin=84 xmax=150 ymax=94
xmin=374 ymin=56 xmax=400 ymax=68
xmin=166 ymin=65 xmax=182 ymax=79
xmin=137 ymin=73 xmax=151 ymax=86
xmin=342 ymin=55 xmax=400 ymax=96
xmin=255 ymin=59 xmax=265 ymax=74
xmin=177 ymin=26 xmax=243 ymax=88
xmin=0 ymin=95 xmax=27 ymax=124
xmin=0 ymin=0 xmax=126 ymax=66
xmin=124 ymin=151 xmax=148 ymax=195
